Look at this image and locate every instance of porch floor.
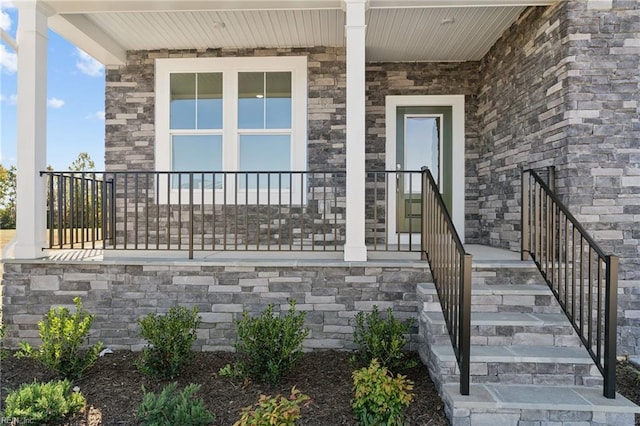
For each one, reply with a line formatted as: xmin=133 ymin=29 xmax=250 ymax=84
xmin=41 ymin=244 xmax=520 ymax=266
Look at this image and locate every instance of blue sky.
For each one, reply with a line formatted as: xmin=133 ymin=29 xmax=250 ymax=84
xmin=1 ymin=4 xmax=106 ymax=170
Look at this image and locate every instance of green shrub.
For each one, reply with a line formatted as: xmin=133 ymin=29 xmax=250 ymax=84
xmin=233 ymin=387 xmax=310 ymax=426
xmin=4 ymin=379 xmax=86 ymax=423
xmin=352 ymin=305 xmax=414 ymax=370
xmin=136 ymin=382 xmax=214 ymax=426
xmin=136 ymin=306 xmax=200 ymax=379
xmin=16 ymin=297 xmax=103 ymax=379
xmin=352 ymin=359 xmax=414 ymax=426
xmin=234 ymin=300 xmax=309 ymax=385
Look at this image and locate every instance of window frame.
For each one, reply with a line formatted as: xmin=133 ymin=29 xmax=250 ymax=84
xmin=155 ymin=56 xmax=308 ymax=204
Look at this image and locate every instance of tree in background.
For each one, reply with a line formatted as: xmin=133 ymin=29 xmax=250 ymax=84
xmin=68 ymin=152 xmax=96 ymax=172
xmin=0 ymin=164 xmax=17 ymax=229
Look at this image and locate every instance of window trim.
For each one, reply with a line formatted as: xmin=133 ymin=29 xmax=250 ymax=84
xmin=155 ymin=56 xmax=308 ymax=204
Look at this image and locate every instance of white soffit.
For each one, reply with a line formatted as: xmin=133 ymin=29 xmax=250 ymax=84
xmin=366 ymin=6 xmax=527 ymax=62
xmin=82 ymin=9 xmax=346 ymax=51
xmin=42 ymin=1 xmax=554 ymax=64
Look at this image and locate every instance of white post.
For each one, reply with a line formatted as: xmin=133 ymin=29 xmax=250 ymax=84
xmin=343 ymin=0 xmax=367 ymax=262
xmin=13 ymin=1 xmax=49 ymax=259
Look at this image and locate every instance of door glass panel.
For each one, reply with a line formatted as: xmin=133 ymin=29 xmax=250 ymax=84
xmin=404 ymin=116 xmax=439 ymax=193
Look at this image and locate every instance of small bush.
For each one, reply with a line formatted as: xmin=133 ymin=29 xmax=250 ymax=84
xmin=16 ymin=297 xmax=103 ymax=379
xmin=352 ymin=305 xmax=414 ymax=370
xmin=234 ymin=300 xmax=309 ymax=385
xmin=136 ymin=382 xmax=214 ymax=426
xmin=136 ymin=306 xmax=200 ymax=379
xmin=4 ymin=379 xmax=86 ymax=423
xmin=352 ymin=359 xmax=414 ymax=426
xmin=233 ymin=387 xmax=310 ymax=426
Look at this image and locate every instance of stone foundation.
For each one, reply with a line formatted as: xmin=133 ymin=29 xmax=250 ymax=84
xmin=2 ymin=259 xmax=430 ymax=351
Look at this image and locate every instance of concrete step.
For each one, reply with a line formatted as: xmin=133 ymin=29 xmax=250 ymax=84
xmin=471 ymin=261 xmax=545 ymax=286
xmin=429 ymin=344 xmax=602 ymax=387
xmin=421 ymin=311 xmax=581 ymax=347
xmin=420 ymin=282 xmax=561 ymax=314
xmin=442 ymin=383 xmax=640 ymax=426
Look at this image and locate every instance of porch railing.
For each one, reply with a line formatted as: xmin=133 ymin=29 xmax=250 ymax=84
xmin=420 ymin=167 xmax=471 ymax=396
xmin=43 ymin=170 xmax=428 ymax=255
xmin=44 ymin=171 xmax=113 ymax=249
xmin=522 ymin=168 xmax=618 ymax=398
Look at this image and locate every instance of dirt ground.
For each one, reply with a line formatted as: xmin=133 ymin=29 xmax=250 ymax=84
xmin=1 ymin=350 xmax=448 ymax=425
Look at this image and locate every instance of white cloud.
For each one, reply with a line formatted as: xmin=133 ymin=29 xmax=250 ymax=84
xmin=0 ymin=93 xmax=16 ymax=104
xmin=0 ymin=43 xmax=17 ymax=73
xmin=75 ymin=48 xmax=104 ymax=77
xmin=0 ymin=9 xmax=11 ymax=31
xmin=47 ymin=97 xmax=65 ymax=108
xmin=86 ymin=110 xmax=105 ymax=120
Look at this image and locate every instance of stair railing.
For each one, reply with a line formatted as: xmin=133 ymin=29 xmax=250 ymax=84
xmin=421 ymin=167 xmax=472 ymax=395
xmin=522 ymin=167 xmax=618 ymax=399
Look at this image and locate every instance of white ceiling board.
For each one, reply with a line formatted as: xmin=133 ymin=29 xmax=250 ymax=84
xmin=366 ymin=6 xmax=526 ymax=61
xmin=83 ymin=9 xmax=346 ymax=50
xmin=45 ymin=3 xmax=549 ymax=63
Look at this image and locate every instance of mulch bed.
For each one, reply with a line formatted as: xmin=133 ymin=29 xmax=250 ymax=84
xmin=4 ymin=352 xmax=640 ymax=425
xmin=617 ymin=361 xmax=640 ymax=426
xmin=1 ymin=351 xmax=448 ymax=425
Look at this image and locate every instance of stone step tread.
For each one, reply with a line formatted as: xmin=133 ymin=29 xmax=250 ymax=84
xmin=471 ymin=260 xmax=538 ymax=269
xmin=443 ymin=383 xmax=640 ymax=414
xmin=418 ymin=282 xmax=552 ymax=297
xmin=423 ymin=311 xmax=571 ymax=326
xmin=471 ymin=284 xmax=552 ymax=296
xmin=431 ymin=344 xmax=593 ymax=364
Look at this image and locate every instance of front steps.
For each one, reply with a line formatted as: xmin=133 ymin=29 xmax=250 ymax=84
xmin=418 ymin=260 xmax=640 ymax=425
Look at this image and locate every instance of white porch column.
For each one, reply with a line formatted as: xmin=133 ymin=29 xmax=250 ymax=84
xmin=343 ymin=0 xmax=367 ymax=261
xmin=13 ymin=2 xmax=49 ymax=259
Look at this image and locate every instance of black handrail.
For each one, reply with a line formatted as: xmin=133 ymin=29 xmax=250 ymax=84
xmin=421 ymin=167 xmax=471 ymax=395
xmin=522 ymin=168 xmax=618 ymax=398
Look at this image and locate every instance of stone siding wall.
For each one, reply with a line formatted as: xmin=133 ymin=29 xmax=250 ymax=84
xmin=476 ymin=4 xmax=569 ymax=250
xmin=105 ymin=48 xmax=348 ymax=248
xmin=560 ymin=0 xmax=640 ymax=355
xmin=105 ymin=47 xmax=347 ymax=171
xmin=105 ymin=48 xmax=484 ymax=246
xmin=477 ymin=1 xmax=640 ymax=354
xmin=2 ymin=261 xmax=430 ymax=351
xmin=365 ymin=63 xmax=482 ymax=242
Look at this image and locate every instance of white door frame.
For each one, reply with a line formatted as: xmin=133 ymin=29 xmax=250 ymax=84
xmin=385 ymin=95 xmax=465 ymax=242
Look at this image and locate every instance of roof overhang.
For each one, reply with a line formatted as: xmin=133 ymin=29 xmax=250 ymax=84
xmin=16 ymin=0 xmax=558 ymax=65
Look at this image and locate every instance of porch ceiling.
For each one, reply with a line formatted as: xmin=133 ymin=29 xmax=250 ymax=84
xmin=38 ymin=0 xmax=556 ymax=65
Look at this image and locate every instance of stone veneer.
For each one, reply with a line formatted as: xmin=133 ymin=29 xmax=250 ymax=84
xmin=82 ymin=0 xmax=640 ymax=354
xmin=365 ymin=62 xmax=481 ymax=242
xmin=1 ymin=261 xmax=430 ymax=351
xmin=475 ymin=1 xmax=640 ymax=354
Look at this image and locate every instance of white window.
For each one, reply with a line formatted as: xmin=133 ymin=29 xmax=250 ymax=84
xmin=155 ymin=57 xmax=307 ymax=203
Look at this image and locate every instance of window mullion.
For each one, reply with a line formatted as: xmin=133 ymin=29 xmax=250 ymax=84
xmin=194 ymin=73 xmax=198 ymax=129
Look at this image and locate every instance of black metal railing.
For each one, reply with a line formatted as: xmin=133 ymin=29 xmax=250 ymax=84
xmin=367 ymin=170 xmax=425 ymax=252
xmin=420 ymin=167 xmax=471 ymax=395
xmin=43 ymin=169 xmax=432 ymax=256
xmin=522 ymin=168 xmax=618 ymax=398
xmin=44 ymin=171 xmax=113 ymax=249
